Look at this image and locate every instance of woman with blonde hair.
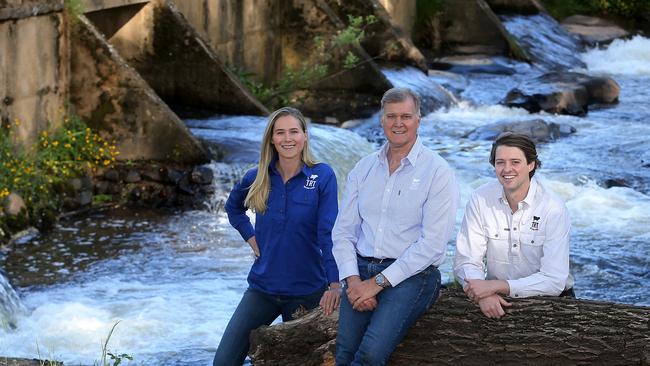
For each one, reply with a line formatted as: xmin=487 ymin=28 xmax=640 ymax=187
xmin=213 ymin=107 xmax=340 ymax=366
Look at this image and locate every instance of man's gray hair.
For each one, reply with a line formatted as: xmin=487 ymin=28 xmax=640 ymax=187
xmin=380 ymin=87 xmax=421 ymax=117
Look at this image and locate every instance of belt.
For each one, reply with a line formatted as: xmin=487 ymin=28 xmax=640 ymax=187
xmin=357 ymin=254 xmax=395 ymax=264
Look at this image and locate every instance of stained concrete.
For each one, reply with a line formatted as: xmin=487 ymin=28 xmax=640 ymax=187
xmin=105 ymin=0 xmax=267 ymax=116
xmin=69 ymin=15 xmax=209 ymax=163
xmin=0 ymin=8 xmax=69 ymax=148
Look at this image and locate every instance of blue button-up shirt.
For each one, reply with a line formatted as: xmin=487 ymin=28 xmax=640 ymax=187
xmin=225 ymin=161 xmax=339 ymax=296
xmin=333 ymin=137 xmax=459 ymax=286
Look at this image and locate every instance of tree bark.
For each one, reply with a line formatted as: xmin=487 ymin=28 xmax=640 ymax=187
xmin=249 ymin=288 xmax=650 ymax=365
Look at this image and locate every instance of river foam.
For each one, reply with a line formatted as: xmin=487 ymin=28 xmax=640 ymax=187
xmin=582 ymin=35 xmax=650 ymax=75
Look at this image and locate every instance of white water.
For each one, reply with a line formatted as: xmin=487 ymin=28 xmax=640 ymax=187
xmin=581 ymin=35 xmax=650 ymax=75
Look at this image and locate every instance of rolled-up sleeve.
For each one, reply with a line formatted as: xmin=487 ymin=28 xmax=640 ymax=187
xmin=224 ymin=169 xmax=257 ymax=242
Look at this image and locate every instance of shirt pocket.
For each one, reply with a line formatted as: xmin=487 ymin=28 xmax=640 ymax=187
xmin=293 ymin=190 xmax=319 ymax=206
xmin=485 ymin=226 xmax=509 ymax=263
xmin=519 ymin=232 xmax=545 ymax=264
xmin=394 ymin=190 xmax=424 ymax=230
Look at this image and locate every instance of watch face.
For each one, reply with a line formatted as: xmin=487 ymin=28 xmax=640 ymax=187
xmin=375 ymin=274 xmax=385 ymax=287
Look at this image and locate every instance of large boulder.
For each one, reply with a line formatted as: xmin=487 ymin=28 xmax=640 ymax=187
xmin=464 ymin=118 xmax=576 ymax=142
xmin=502 ymin=72 xmax=620 ymax=115
xmin=2 ymin=193 xmax=26 ymax=217
xmin=561 ymin=15 xmax=630 ymax=46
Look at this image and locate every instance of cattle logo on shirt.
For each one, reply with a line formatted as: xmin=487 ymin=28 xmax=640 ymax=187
xmin=304 ymin=174 xmax=318 ymax=189
xmin=530 ymin=216 xmax=540 ymax=230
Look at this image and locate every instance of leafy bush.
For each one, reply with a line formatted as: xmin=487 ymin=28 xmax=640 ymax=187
xmin=0 ymin=115 xmax=118 ymax=234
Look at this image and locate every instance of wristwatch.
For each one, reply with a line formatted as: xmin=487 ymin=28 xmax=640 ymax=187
xmin=374 ymin=273 xmax=391 ymax=288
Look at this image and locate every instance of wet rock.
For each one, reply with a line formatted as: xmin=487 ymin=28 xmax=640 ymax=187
xmin=432 ymin=56 xmax=516 ymax=75
xmin=129 ymin=186 xmax=143 ymax=201
xmin=68 ymin=176 xmax=93 ymax=192
xmin=0 ymin=357 xmax=62 ymax=365
xmin=502 ymin=72 xmax=620 ymax=115
xmin=103 ymin=169 xmax=121 ymax=182
xmin=142 ymin=167 xmax=164 ymax=182
xmin=602 ymin=178 xmax=631 ymax=189
xmin=95 ymin=180 xmax=110 ymax=195
xmin=561 ymin=15 xmax=630 ymax=46
xmin=124 ymin=170 xmax=141 ymax=183
xmin=190 ymin=166 xmax=214 ymax=185
xmin=177 ymin=175 xmax=194 ymax=195
xmin=3 ymin=193 xmax=26 ymax=217
xmin=464 ymin=119 xmax=576 ymax=143
xmin=166 ymin=168 xmax=184 ymax=185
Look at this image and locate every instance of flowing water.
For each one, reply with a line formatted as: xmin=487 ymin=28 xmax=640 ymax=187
xmin=1 ymin=23 xmax=649 ymax=366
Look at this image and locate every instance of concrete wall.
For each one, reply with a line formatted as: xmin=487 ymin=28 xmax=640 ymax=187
xmin=0 ymin=2 xmax=69 ymax=148
xmin=378 ymin=0 xmax=416 ymax=37
xmin=69 ymin=15 xmax=209 ymax=163
xmin=106 ymin=0 xmax=267 ymax=115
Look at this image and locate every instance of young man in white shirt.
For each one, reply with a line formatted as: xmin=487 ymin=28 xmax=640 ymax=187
xmin=454 ymin=132 xmax=572 ymax=319
xmin=333 ymin=87 xmax=459 ymax=365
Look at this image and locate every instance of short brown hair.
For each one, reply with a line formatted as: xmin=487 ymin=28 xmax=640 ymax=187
xmin=489 ymin=132 xmax=541 ymax=178
xmin=381 ymin=87 xmax=421 ymax=117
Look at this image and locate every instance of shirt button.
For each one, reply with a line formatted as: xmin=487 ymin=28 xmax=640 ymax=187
xmin=378 ymin=228 xmax=383 ymax=232
xmin=513 ymin=244 xmax=518 ymax=248
xmin=515 ymin=294 xmax=519 ymax=297
xmin=513 ymin=227 xmax=517 ymax=231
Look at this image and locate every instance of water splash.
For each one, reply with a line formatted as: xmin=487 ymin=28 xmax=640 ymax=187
xmin=381 ymin=66 xmax=458 ymax=113
xmin=187 ymin=115 xmax=375 ymax=198
xmin=582 ymin=36 xmax=650 ymax=75
xmin=501 ymin=14 xmax=584 ymax=71
xmin=1 ymin=271 xmax=26 ymax=330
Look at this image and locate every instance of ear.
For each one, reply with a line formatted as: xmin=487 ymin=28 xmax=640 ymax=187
xmin=528 ymin=161 xmax=535 ymax=172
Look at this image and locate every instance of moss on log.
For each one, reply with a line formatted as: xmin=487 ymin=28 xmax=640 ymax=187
xmin=249 ymin=287 xmax=650 ymax=365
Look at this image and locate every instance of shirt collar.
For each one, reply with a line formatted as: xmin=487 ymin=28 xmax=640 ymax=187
xmin=498 ymin=176 xmax=539 ymax=208
xmin=378 ymin=136 xmax=423 ymax=167
xmin=268 ymin=156 xmax=309 ymax=178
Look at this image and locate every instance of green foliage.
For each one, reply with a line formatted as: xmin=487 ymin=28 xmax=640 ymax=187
xmin=541 ymin=0 xmax=650 ymax=20
xmin=0 ymin=115 xmax=118 ymax=233
xmin=231 ymin=14 xmax=377 ymax=109
xmin=64 ymin=0 xmax=84 ymax=21
xmin=98 ymin=321 xmax=134 ymax=366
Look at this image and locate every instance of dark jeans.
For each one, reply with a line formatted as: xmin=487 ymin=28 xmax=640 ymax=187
xmin=213 ymin=287 xmax=324 ymax=366
xmin=335 ymin=257 xmax=441 ymax=366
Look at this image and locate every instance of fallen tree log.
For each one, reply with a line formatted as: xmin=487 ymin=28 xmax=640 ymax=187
xmin=249 ymin=287 xmax=650 ymax=365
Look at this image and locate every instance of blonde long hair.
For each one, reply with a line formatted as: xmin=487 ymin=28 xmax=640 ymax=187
xmin=244 ymin=107 xmax=317 ymax=213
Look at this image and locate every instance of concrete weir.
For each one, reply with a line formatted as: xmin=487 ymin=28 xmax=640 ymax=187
xmin=0 ymin=1 xmax=69 ymax=148
xmin=88 ymin=0 xmax=268 ymax=116
xmin=174 ymin=0 xmax=394 ymax=122
xmin=69 ymin=14 xmax=209 ymax=163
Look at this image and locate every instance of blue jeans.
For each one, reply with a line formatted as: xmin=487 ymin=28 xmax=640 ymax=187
xmin=213 ymin=287 xmax=324 ymax=366
xmin=335 ymin=258 xmax=441 ymax=366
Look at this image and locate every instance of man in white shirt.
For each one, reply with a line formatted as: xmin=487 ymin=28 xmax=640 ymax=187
xmin=454 ymin=132 xmax=572 ymax=319
xmin=332 ymin=87 xmax=459 ymax=365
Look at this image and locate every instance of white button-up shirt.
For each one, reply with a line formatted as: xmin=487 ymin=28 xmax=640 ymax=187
xmin=454 ymin=178 xmax=571 ymax=298
xmin=332 ymin=137 xmax=459 ymax=286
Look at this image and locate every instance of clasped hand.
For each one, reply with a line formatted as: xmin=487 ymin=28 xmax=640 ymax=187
xmin=464 ymin=279 xmax=512 ymax=319
xmin=345 ymin=276 xmax=381 ymax=312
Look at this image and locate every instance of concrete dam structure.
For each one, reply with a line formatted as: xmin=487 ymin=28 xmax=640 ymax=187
xmin=1 ymin=0 xmax=545 ymax=161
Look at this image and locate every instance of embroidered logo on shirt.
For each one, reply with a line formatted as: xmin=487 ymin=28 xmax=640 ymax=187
xmin=409 ymin=178 xmax=421 ymax=190
xmin=530 ymin=216 xmax=540 ymax=231
xmin=304 ymin=174 xmax=318 ymax=189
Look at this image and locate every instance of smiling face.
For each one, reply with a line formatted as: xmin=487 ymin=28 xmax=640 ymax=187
xmin=381 ymin=97 xmax=420 ymax=150
xmin=494 ymin=145 xmax=535 ymax=197
xmin=271 ymin=115 xmax=306 ymax=162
